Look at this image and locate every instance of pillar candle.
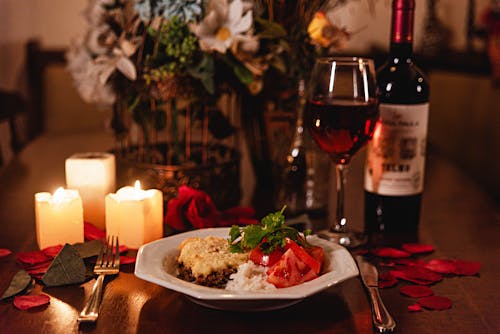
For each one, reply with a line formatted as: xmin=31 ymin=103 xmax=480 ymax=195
xmin=65 ymin=152 xmax=115 ymax=230
xmin=35 ymin=187 xmax=84 ymax=249
xmin=105 ymin=181 xmax=163 ymax=249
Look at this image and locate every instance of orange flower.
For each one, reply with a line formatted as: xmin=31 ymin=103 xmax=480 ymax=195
xmin=307 ymin=11 xmax=350 ymax=49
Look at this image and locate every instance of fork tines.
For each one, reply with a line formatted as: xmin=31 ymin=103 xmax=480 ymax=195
xmin=96 ymin=235 xmax=120 ymax=270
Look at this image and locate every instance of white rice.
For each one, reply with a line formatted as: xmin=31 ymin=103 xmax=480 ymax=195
xmin=225 ymin=261 xmax=276 ymax=291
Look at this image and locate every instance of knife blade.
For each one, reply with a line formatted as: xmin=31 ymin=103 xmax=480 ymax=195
xmin=355 ymin=256 xmax=396 ymax=333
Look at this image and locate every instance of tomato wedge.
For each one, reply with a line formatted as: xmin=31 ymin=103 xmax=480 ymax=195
xmin=249 ymin=246 xmax=284 ymax=267
xmin=285 ymin=238 xmax=322 ymax=274
xmin=266 ymin=248 xmax=318 ymax=288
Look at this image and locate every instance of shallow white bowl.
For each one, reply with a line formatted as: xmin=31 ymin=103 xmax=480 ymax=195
xmin=135 ymin=227 xmax=358 ymax=311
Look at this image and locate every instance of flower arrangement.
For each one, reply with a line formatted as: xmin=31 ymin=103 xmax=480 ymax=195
xmin=67 ymin=0 xmax=352 ymax=119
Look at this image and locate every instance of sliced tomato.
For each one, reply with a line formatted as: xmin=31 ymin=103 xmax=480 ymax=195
xmin=285 ymin=238 xmax=322 ymax=274
xmin=266 ymin=249 xmax=318 ymax=288
xmin=249 ymin=246 xmax=284 ymax=267
xmin=307 ymin=246 xmax=324 ymax=269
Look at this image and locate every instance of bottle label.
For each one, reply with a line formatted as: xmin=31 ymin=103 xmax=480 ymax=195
xmin=365 ymin=102 xmax=429 ymax=195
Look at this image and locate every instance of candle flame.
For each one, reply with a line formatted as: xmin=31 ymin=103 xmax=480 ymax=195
xmin=53 ymin=187 xmax=65 ymax=202
xmin=134 ymin=180 xmax=141 ymax=190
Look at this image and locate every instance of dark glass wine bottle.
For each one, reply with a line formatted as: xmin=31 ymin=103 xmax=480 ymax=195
xmin=364 ymin=0 xmax=430 ymax=233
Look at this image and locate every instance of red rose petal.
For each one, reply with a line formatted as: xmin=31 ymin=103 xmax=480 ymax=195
xmin=390 ymin=267 xmax=442 ymax=285
xmin=393 ymin=258 xmax=426 ymax=267
xmin=84 ymin=222 xmax=106 ymax=241
xmin=401 ymin=243 xmax=435 ymax=254
xmin=424 ymin=259 xmax=456 ymax=274
xmin=408 ymin=303 xmax=422 ymax=312
xmin=119 ymin=245 xmax=128 ymax=254
xmin=418 ymin=295 xmax=452 ymax=310
xmin=13 ymin=294 xmax=50 ymax=310
xmin=400 ymin=285 xmax=434 ymax=298
xmin=378 ymin=272 xmax=398 ymax=288
xmin=452 ymin=260 xmax=481 ymax=276
xmin=41 ymin=245 xmax=63 ymax=258
xmin=120 ymin=256 xmax=136 ymax=265
xmin=425 ymin=259 xmax=481 ymax=276
xmin=372 ymin=247 xmax=411 ymax=258
xmin=16 ymin=251 xmax=51 ymax=266
xmin=0 ymin=248 xmax=12 ymax=258
xmin=26 ymin=260 xmax=52 ymax=277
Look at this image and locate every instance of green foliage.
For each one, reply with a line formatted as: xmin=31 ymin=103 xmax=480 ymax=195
xmin=228 ymin=207 xmax=311 ymax=254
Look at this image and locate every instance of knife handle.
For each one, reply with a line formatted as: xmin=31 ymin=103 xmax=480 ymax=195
xmin=367 ymin=287 xmax=396 ymax=333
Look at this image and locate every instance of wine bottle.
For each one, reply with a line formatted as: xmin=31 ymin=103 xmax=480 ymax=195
xmin=364 ymin=0 xmax=430 ymax=233
xmin=278 ymin=80 xmax=330 ymax=219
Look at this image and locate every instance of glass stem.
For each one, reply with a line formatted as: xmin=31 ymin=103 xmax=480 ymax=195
xmin=333 ymin=163 xmax=349 ymax=233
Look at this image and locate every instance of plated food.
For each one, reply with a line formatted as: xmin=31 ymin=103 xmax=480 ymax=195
xmin=176 ymin=209 xmax=325 ymax=290
xmin=135 ymin=225 xmax=358 ymax=311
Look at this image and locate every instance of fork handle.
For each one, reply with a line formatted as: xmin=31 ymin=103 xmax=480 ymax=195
xmin=78 ymin=274 xmax=105 ymax=323
xmin=368 ymin=287 xmax=396 ymax=333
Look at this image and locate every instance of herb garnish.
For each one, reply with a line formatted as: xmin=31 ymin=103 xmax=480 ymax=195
xmin=229 ymin=207 xmax=311 ymax=254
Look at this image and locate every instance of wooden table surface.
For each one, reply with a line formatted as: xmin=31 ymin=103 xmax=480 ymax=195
xmin=0 ymin=132 xmax=498 ymax=334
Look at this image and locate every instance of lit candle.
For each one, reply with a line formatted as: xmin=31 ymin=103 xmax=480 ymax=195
xmin=35 ymin=187 xmax=84 ymax=249
xmin=65 ymin=152 xmax=115 ymax=230
xmin=105 ymin=181 xmax=163 ymax=249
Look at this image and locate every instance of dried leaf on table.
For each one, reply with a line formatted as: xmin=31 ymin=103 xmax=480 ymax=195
xmin=42 ymin=244 xmax=86 ymax=287
xmin=0 ymin=270 xmax=32 ymax=300
xmin=73 ymin=240 xmax=102 ymax=259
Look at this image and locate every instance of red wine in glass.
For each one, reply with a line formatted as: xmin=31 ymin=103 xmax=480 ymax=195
xmin=306 ymin=98 xmax=379 ymax=165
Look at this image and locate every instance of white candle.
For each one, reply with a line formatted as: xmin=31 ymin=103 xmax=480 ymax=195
xmin=35 ymin=187 xmax=84 ymax=249
xmin=105 ymin=181 xmax=163 ymax=249
xmin=65 ymin=152 xmax=115 ymax=230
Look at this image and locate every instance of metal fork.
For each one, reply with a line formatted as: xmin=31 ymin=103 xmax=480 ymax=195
xmin=78 ymin=236 xmax=120 ymax=323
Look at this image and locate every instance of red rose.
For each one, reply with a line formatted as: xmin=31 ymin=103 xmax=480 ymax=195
xmin=165 ymin=186 xmax=219 ymax=230
xmin=185 ymin=189 xmax=219 ymax=228
xmin=165 ymin=186 xmax=259 ymax=231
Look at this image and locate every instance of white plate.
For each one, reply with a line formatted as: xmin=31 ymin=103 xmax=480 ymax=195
xmin=134 ymin=227 xmax=359 ymax=311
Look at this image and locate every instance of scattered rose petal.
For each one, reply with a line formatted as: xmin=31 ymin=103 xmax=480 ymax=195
xmin=16 ymin=251 xmax=51 ymax=266
xmin=41 ymin=245 xmax=63 ymax=258
xmin=408 ymin=303 xmax=422 ymax=312
xmin=119 ymin=256 xmax=136 ymax=265
xmin=401 ymin=243 xmax=435 ymax=254
xmin=390 ymin=267 xmax=442 ymax=285
xmin=393 ymin=258 xmax=426 ymax=267
xmin=372 ymin=247 xmax=411 ymax=258
xmin=425 ymin=259 xmax=481 ymax=276
xmin=119 ymin=245 xmax=128 ymax=254
xmin=25 ymin=261 xmax=52 ymax=278
xmin=400 ymin=285 xmax=434 ymax=298
xmin=13 ymin=294 xmax=50 ymax=310
xmin=452 ymin=260 xmax=481 ymax=276
xmin=0 ymin=248 xmax=12 ymax=258
xmin=84 ymin=222 xmax=106 ymax=241
xmin=424 ymin=259 xmax=456 ymax=274
xmin=418 ymin=295 xmax=452 ymax=310
xmin=378 ymin=272 xmax=398 ymax=288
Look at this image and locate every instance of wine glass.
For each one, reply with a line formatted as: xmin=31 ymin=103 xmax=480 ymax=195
xmin=305 ymin=57 xmax=379 ymax=247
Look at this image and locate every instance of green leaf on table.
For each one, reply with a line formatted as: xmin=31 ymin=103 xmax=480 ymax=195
xmin=73 ymin=240 xmax=102 ymax=259
xmin=42 ymin=244 xmax=86 ymax=287
xmin=1 ymin=269 xmax=33 ymax=300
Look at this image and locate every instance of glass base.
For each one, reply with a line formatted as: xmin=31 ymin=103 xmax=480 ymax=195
xmin=316 ymin=229 xmax=367 ymax=248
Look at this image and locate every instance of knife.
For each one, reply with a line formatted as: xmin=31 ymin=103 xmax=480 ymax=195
xmin=355 ymin=256 xmax=396 ymax=333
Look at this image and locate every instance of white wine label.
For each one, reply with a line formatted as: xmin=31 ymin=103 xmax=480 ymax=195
xmin=364 ymin=103 xmax=429 ymax=195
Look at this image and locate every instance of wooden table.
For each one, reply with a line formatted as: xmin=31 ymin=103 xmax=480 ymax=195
xmin=0 ymin=132 xmax=498 ymax=333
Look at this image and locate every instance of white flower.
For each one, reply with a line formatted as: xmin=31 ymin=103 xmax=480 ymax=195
xmin=190 ymin=0 xmax=255 ymax=54
xmin=66 ymin=38 xmax=116 ymax=106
